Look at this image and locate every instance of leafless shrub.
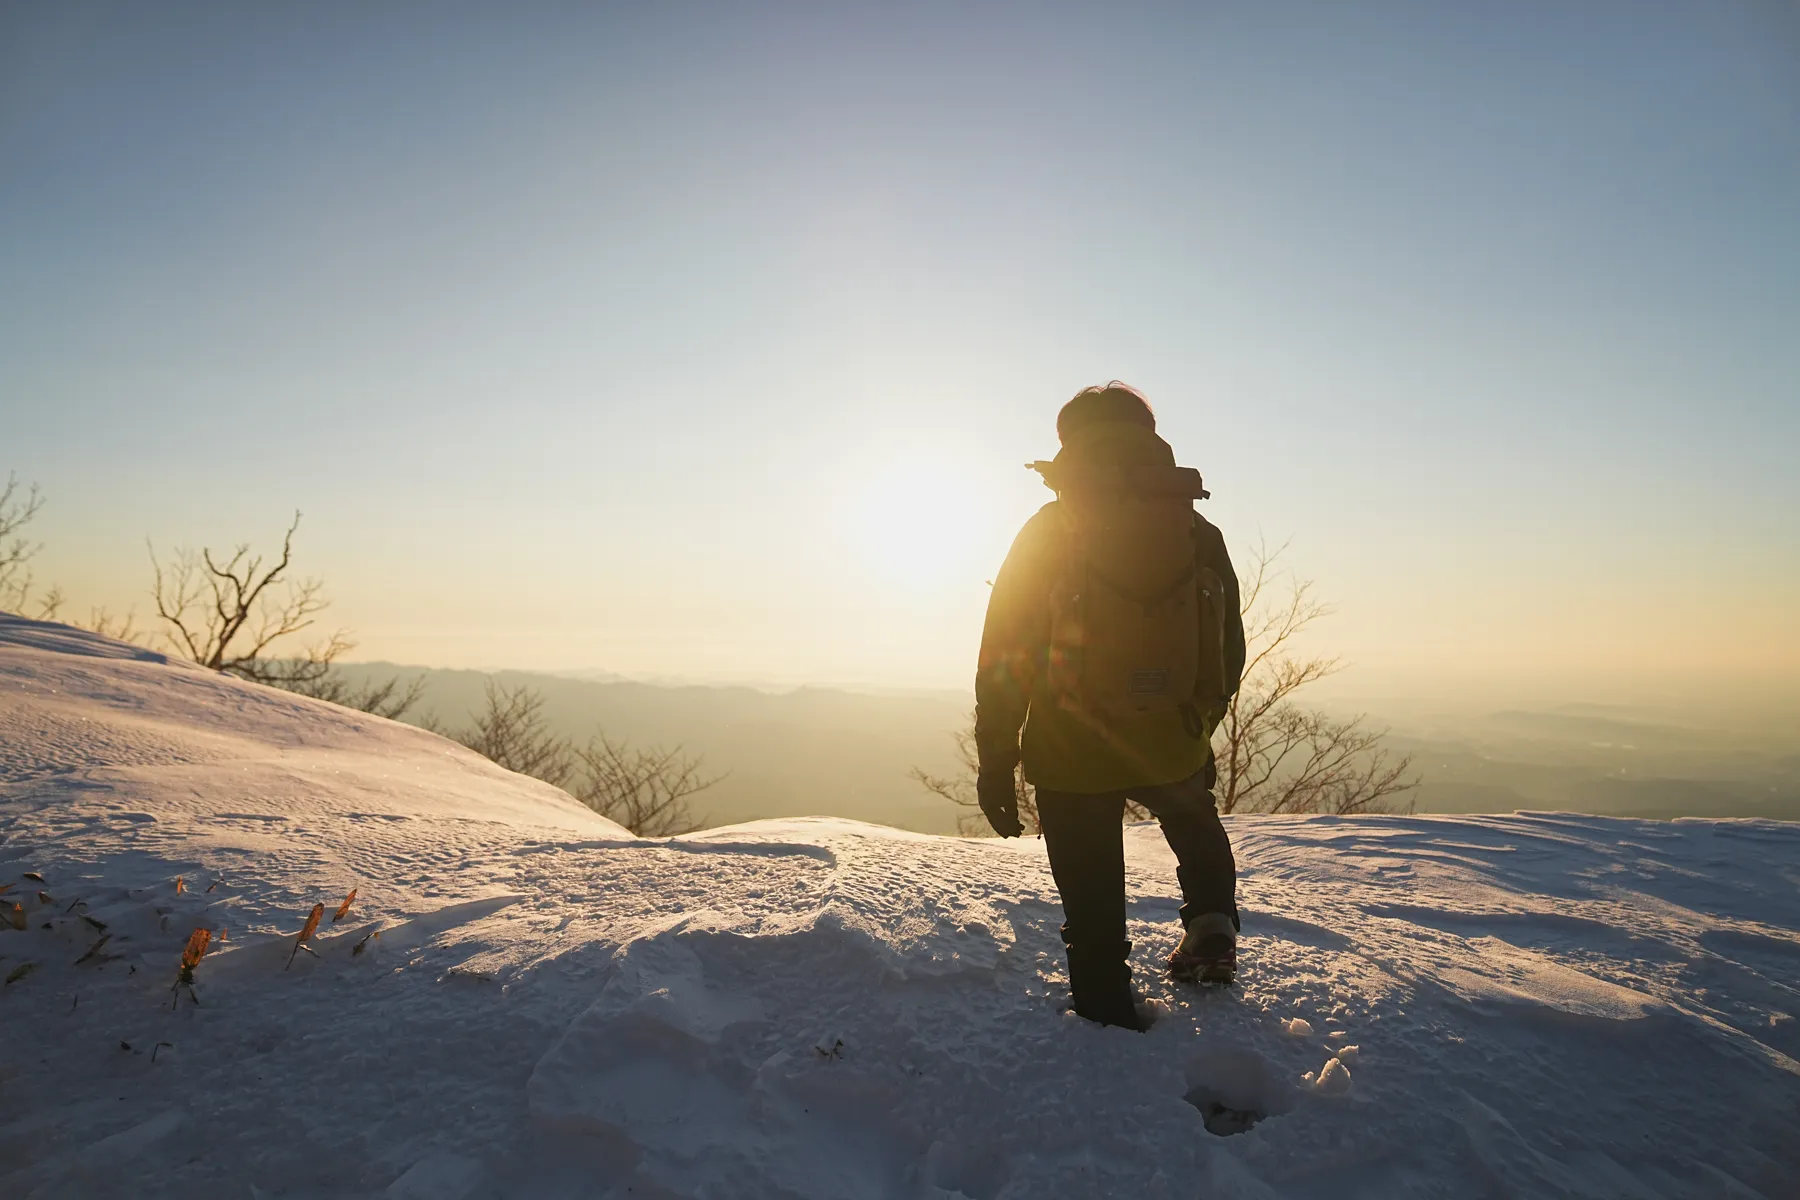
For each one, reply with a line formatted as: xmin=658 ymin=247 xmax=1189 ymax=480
xmin=282 ymin=669 xmax=426 ymax=722
xmin=1 ymin=473 xmax=156 ymax=635
xmin=1214 ymin=541 xmax=1417 ymax=816
xmin=572 ymin=734 xmax=717 ymax=837
xmin=910 ymin=724 xmax=1041 ymax=837
xmin=0 ymin=474 xmax=60 ymax=619
xmin=147 ymin=511 xmax=420 ymax=719
xmin=917 ymin=541 xmax=1416 ymax=827
xmin=443 ymin=680 xmax=715 ymax=835
xmin=82 ymin=607 xmax=142 ymax=642
xmin=151 ymin=511 xmax=336 ymax=676
xmin=446 ymin=680 xmax=575 ymax=785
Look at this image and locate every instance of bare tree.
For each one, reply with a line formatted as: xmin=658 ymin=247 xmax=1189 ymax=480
xmin=445 ymin=680 xmax=575 ymax=786
xmin=148 ymin=511 xmax=422 ymax=719
xmin=442 ymin=680 xmax=716 ymax=835
xmin=1213 ymin=540 xmax=1416 ymax=815
xmin=570 ymin=734 xmax=717 ymax=837
xmin=916 ymin=540 xmax=1416 ymax=829
xmin=81 ymin=607 xmax=142 ymax=642
xmin=2 ymin=481 xmax=410 ymax=722
xmin=910 ymin=725 xmax=1042 ymax=837
xmin=0 ymin=473 xmax=156 ymax=634
xmin=288 ymin=671 xmax=428 ymax=723
xmin=151 ymin=512 xmax=335 ymax=677
xmin=0 ymin=473 xmax=62 ymax=619
xmin=911 ymin=722 xmax=1152 ymax=836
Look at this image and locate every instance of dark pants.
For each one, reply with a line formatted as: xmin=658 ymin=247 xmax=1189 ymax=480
xmin=1036 ymin=764 xmax=1238 ymax=958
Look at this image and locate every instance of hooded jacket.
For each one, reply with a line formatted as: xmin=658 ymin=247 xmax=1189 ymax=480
xmin=973 ymin=425 xmax=1246 ymax=794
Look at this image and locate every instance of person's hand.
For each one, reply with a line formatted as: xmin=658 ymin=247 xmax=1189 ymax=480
xmin=977 ymin=767 xmax=1024 ymax=838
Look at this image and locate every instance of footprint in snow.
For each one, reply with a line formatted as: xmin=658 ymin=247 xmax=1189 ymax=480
xmin=1182 ymin=1044 xmax=1297 ymax=1138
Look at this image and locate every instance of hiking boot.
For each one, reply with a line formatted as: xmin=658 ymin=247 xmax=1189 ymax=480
xmin=1074 ymin=983 xmax=1153 ymax=1031
xmin=1168 ymin=912 xmax=1237 ymax=986
xmin=1066 ymin=940 xmax=1149 ymax=1031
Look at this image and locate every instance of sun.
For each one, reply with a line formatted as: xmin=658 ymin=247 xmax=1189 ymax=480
xmin=855 ymin=457 xmax=989 ymax=587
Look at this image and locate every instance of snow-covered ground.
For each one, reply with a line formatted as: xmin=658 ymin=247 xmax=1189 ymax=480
xmin=2 ymin=614 xmax=1796 ymax=1199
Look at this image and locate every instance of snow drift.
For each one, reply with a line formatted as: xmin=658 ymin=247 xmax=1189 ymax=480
xmin=1 ymin=614 xmax=1796 ymax=1198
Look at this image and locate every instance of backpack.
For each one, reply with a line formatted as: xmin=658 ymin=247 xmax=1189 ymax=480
xmin=1030 ymin=423 xmax=1227 ymax=733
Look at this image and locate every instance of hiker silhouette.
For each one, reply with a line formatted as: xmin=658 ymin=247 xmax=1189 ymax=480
xmin=974 ymin=383 xmax=1246 ymax=1028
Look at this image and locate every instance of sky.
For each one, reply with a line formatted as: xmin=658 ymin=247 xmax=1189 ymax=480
xmin=4 ymin=2 xmax=1798 ymax=707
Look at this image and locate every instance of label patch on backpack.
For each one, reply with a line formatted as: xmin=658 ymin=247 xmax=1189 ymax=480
xmin=1129 ymin=669 xmax=1171 ymax=695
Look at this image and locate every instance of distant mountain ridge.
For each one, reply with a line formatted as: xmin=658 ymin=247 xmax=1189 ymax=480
xmin=330 ymin=661 xmax=974 ymax=833
xmin=328 ymin=661 xmax=1800 ymax=827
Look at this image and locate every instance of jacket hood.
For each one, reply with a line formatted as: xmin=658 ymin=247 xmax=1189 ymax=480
xmin=1028 ymin=422 xmax=1208 ymax=499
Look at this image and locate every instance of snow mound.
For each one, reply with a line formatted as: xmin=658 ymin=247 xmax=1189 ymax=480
xmin=2 ymin=616 xmax=1798 ymax=1198
xmin=0 ymin=611 xmax=628 ymax=846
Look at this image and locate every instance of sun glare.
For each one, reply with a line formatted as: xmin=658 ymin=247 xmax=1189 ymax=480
xmin=856 ymin=457 xmax=990 ymax=587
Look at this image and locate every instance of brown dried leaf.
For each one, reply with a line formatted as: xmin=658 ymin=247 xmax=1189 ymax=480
xmin=331 ymin=889 xmax=358 ymax=923
xmin=22 ymin=872 xmax=44 ymax=883
xmin=179 ymin=927 xmax=212 ymax=973
xmin=286 ymin=903 xmax=325 ymax=970
xmin=173 ymin=928 xmax=212 ymax=998
xmin=0 ymin=882 xmax=12 ymax=895
xmin=6 ymin=904 xmax=23 ymax=931
xmin=5 ymin=962 xmax=35 ymax=985
xmin=173 ymin=876 xmax=185 ymax=894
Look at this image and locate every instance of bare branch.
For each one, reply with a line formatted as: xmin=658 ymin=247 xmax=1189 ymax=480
xmin=915 ymin=539 xmax=1418 ymax=826
xmin=139 ymin=513 xmax=417 ymax=719
xmin=570 ymin=733 xmax=720 ymax=837
xmin=0 ymin=473 xmax=51 ymax=615
xmin=80 ymin=606 xmax=143 ymax=644
xmin=279 ymin=666 xmax=427 ymax=722
xmin=1214 ymin=542 xmax=1416 ymax=816
xmin=149 ymin=512 xmax=325 ymax=673
xmin=435 ymin=680 xmax=720 ymax=836
xmin=911 ymin=717 xmax=1040 ymax=836
xmin=450 ymin=680 xmax=575 ymax=787
xmin=151 ymin=543 xmax=220 ymax=665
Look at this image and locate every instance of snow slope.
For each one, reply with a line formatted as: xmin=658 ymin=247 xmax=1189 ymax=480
xmin=1 ymin=613 xmax=1796 ymax=1199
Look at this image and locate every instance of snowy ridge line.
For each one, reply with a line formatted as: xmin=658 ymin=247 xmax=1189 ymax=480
xmin=2 ymin=618 xmax=1799 ymax=1197
xmin=509 ymin=834 xmax=838 ymax=863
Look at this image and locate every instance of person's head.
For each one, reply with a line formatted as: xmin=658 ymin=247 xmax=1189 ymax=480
xmin=1056 ymin=382 xmax=1156 ymax=444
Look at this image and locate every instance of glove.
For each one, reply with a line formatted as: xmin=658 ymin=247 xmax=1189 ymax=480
xmin=977 ymin=766 xmax=1024 ymax=838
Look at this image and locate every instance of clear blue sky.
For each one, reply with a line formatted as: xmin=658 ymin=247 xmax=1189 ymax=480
xmin=4 ymin=2 xmax=1797 ymax=700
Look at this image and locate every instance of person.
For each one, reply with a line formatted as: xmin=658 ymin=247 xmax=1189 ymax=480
xmin=974 ymin=382 xmax=1246 ymax=1030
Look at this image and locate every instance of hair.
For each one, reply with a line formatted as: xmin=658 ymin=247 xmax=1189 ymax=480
xmin=1055 ymin=381 xmax=1156 ymax=443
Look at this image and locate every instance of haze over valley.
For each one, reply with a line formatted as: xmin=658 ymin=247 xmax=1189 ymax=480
xmin=332 ymin=662 xmax=1800 ymax=831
